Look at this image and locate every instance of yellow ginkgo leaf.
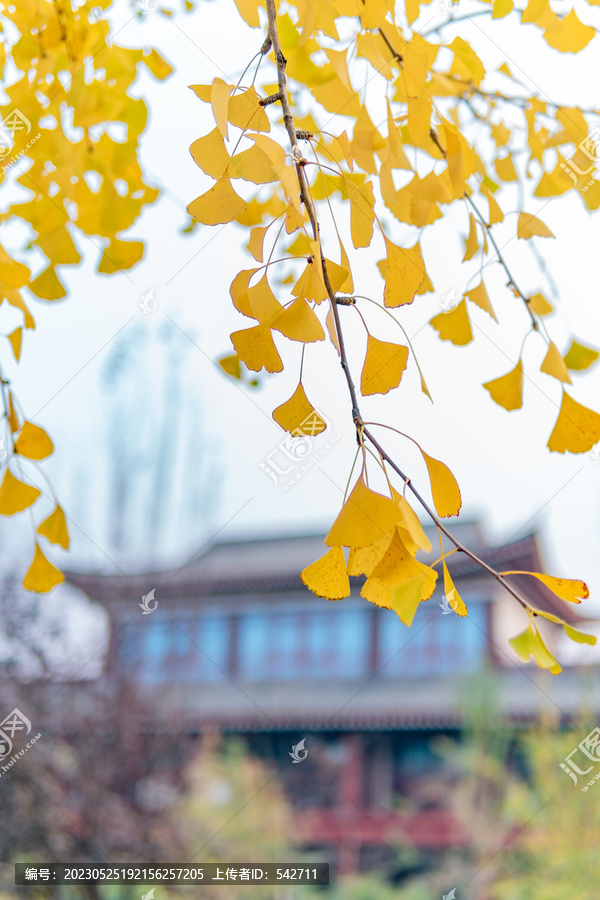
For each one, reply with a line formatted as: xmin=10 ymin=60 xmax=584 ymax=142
xmin=347 ymin=532 xmax=392 ymax=577
xmin=287 ymin=233 xmax=312 ymax=257
xmin=0 ymin=251 xmax=30 ymax=288
xmin=540 ymin=341 xmax=571 ymax=384
xmin=563 ymin=340 xmax=599 ymax=371
xmin=291 ymin=261 xmax=327 ymax=304
xmin=346 ymin=178 xmax=375 ymax=248
xmin=430 ymin=300 xmax=473 ymax=346
xmin=406 ymin=96 xmax=434 ymax=147
xmin=0 ymin=469 xmax=40 ymax=516
xmin=188 ymin=174 xmax=247 ymax=225
xmin=23 ymin=544 xmax=64 ymax=594
xmin=543 ymin=8 xmax=595 ymax=53
xmin=228 ymin=86 xmax=271 ymax=132
xmin=231 ymin=325 xmax=283 ymax=373
xmin=232 ymin=0 xmax=263 ymax=28
xmin=528 ymin=292 xmax=553 ymax=316
xmin=5 ymin=289 xmax=34 ymax=329
xmin=421 ymin=449 xmax=462 ymax=518
xmin=326 ymin=306 xmax=341 ymax=354
xmin=419 ymin=369 xmax=433 ymax=401
xmin=547 ymin=391 xmax=600 ymax=453
xmin=361 ymin=335 xmax=409 ymax=396
xmin=492 ymin=0 xmax=515 ymax=19
xmin=247 ymin=134 xmax=286 ymax=172
xmin=218 ymin=353 xmax=241 ymax=379
xmin=272 ymin=384 xmax=327 ymax=436
xmin=384 ymin=238 xmax=425 ymax=308
xmin=483 ymin=361 xmax=523 ymax=411
xmin=395 ymin=524 xmax=419 ymax=559
xmin=322 ymin=257 xmax=350 ymax=295
xmin=395 ymin=495 xmax=432 ymax=553
xmin=8 ymin=327 xmax=22 ymax=361
xmin=37 ymin=504 xmax=69 ymax=550
xmin=564 ymin=624 xmax=597 ymax=646
xmin=494 ymin=153 xmax=518 ymax=181
xmin=326 ymin=473 xmax=401 ymax=548
xmin=338 ymin=238 xmax=354 ymax=293
xmin=442 ymin=560 xmax=468 ymax=616
xmin=247 ymin=273 xmax=284 ymax=324
xmin=502 ymin=570 xmax=588 ymax=603
xmin=534 ymin=163 xmax=573 ymax=198
xmin=385 ymin=97 xmax=412 ymax=168
xmin=465 ymin=280 xmax=497 ymax=321
xmin=361 ymin=528 xmax=437 ymax=618
xmin=8 ymin=393 xmax=20 ymax=434
xmin=517 ymin=212 xmax=555 ymax=239
xmin=15 ymin=421 xmax=54 ymax=460
xmin=230 ymin=145 xmax=277 ymax=184
xmin=390 ymin=575 xmax=429 ymax=626
xmin=463 ymin=214 xmax=479 ymax=261
xmin=29 ymin=266 xmax=67 ymax=299
xmin=190 ymin=128 xmax=229 ymax=179
xmin=210 ymin=77 xmax=233 ymax=139
xmin=482 ymin=184 xmax=504 ymax=224
xmin=273 ymin=298 xmax=325 ymax=343
xmin=247 ymin=225 xmax=268 ymax=263
xmin=301 ymin=546 xmax=351 ymax=600
xmin=335 ymin=131 xmax=354 ymax=171
xmin=142 ymin=48 xmax=173 ymax=79
xmin=448 ymin=36 xmax=486 ymax=84
xmin=230 ymin=268 xmax=258 ymax=318
xmin=292 ymin=243 xmax=347 ymax=305
xmin=508 ymin=622 xmax=561 ymax=674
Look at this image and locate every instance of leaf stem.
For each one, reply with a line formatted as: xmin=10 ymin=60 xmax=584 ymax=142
xmin=265 ymin=0 xmax=534 ymax=618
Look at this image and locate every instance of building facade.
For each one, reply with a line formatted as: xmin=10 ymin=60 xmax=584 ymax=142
xmin=66 ymin=525 xmax=596 ymax=875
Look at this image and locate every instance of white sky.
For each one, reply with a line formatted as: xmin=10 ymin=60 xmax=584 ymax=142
xmin=2 ymin=0 xmax=600 ymax=664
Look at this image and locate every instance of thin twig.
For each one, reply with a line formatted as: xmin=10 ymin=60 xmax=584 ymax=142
xmin=362 ymin=425 xmax=530 ymax=611
xmin=264 ymin=0 xmax=544 ymax=619
xmin=465 ymin=194 xmax=539 ymax=331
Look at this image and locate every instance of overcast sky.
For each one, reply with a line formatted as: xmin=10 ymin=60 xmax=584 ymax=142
xmin=2 ymin=0 xmax=600 ymax=663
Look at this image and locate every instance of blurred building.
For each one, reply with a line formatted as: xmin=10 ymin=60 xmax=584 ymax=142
xmin=66 ymin=523 xmax=595 ymax=875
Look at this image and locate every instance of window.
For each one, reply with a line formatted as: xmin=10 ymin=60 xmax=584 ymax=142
xmin=118 ymin=613 xmax=230 ymax=683
xmin=237 ymin=606 xmax=371 ymax=681
xmin=377 ymin=598 xmax=488 ymax=676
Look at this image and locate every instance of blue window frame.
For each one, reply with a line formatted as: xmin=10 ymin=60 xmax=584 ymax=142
xmin=119 ymin=613 xmax=230 ymax=683
xmin=236 ymin=605 xmax=371 ymax=681
xmin=377 ymin=598 xmax=488 ymax=676
xmin=117 ymin=596 xmax=486 ymax=683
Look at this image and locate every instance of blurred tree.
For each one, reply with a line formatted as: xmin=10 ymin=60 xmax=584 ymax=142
xmin=491 ymin=722 xmax=600 ymax=900
xmin=73 ymin=319 xmax=221 ymax=570
xmin=0 ymin=582 xmax=311 ymax=900
xmin=387 ymin=678 xmax=600 ymax=898
xmin=165 ymin=735 xmax=304 ymax=900
xmin=0 ymin=0 xmax=172 ymax=589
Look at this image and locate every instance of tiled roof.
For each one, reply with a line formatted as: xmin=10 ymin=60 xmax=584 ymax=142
xmin=64 ymin=527 xmax=588 ymax=625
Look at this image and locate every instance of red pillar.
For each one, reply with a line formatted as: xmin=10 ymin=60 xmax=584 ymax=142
xmin=336 ymin=734 xmax=363 ymax=874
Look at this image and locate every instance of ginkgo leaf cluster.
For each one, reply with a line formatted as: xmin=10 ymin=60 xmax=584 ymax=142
xmin=0 ymin=0 xmax=171 ymax=592
xmin=188 ymin=0 xmax=600 ymax=670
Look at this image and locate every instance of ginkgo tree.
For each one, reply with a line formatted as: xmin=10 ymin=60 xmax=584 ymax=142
xmin=189 ymin=0 xmax=600 ymax=671
xmin=0 ymin=0 xmax=171 ymax=589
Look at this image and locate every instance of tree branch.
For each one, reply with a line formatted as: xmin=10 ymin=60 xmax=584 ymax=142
xmin=266 ymin=0 xmax=363 ymax=427
xmin=265 ymin=0 xmax=544 ymax=617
